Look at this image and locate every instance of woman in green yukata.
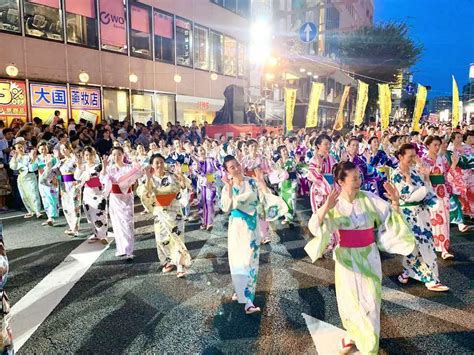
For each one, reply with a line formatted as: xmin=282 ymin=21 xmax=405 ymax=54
xmin=221 ymin=155 xmax=287 ymax=315
xmin=305 ymin=161 xmax=416 ymax=354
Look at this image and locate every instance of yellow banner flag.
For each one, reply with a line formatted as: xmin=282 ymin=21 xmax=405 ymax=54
xmin=306 ymin=82 xmax=324 ymax=128
xmin=452 ymin=76 xmax=460 ymax=128
xmin=412 ymin=84 xmax=427 ymax=132
xmin=354 ymin=80 xmax=369 ymax=127
xmin=284 ymin=88 xmax=297 ymax=132
xmin=334 ymin=85 xmax=351 ymax=131
xmin=378 ymin=83 xmax=392 ymax=131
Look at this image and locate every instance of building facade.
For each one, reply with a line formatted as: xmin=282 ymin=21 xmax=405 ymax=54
xmin=259 ymin=0 xmax=373 ymax=128
xmin=0 ymin=0 xmax=250 ymax=127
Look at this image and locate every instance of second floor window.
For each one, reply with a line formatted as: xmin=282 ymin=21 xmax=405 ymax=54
xmin=194 ymin=25 xmax=209 ymax=70
xmin=65 ymin=0 xmax=98 ymax=48
xmin=130 ymin=4 xmax=152 ymax=59
xmin=0 ymin=0 xmax=21 ymax=33
xmin=154 ymin=10 xmax=174 ymax=63
xmin=176 ymin=17 xmax=193 ymax=67
xmin=24 ymin=0 xmax=63 ymax=41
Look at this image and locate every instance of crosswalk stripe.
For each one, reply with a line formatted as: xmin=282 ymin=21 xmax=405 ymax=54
xmin=10 ymin=240 xmax=110 ymax=352
xmin=292 ymin=260 xmax=474 ymax=330
xmin=302 ymin=313 xmax=346 ymax=355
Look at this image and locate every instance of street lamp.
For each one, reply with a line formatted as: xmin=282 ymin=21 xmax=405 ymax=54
xmin=5 ymin=64 xmax=18 ymax=77
xmin=299 ymin=68 xmax=306 ymax=73
xmin=129 ymin=74 xmax=138 ymax=83
xmin=265 ymin=73 xmax=275 ymax=81
xmin=79 ymin=71 xmax=89 ymax=83
xmin=307 ymin=72 xmax=312 ymax=76
xmin=210 ymin=73 xmax=218 ymax=81
xmin=174 ymin=74 xmax=182 ymax=83
xmin=249 ymin=19 xmax=271 ymax=64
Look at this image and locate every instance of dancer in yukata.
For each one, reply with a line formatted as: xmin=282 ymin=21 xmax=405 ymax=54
xmin=305 ymin=161 xmax=415 ymax=354
xmin=101 ymin=146 xmax=143 ymax=261
xmin=75 ymin=146 xmax=109 ymax=244
xmin=9 ymin=137 xmax=42 ymax=219
xmin=31 ymin=141 xmax=60 ymax=226
xmin=221 ymin=155 xmax=287 ymax=315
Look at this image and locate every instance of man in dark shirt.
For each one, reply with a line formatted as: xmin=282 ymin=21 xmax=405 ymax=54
xmin=94 ymin=130 xmax=113 ymax=156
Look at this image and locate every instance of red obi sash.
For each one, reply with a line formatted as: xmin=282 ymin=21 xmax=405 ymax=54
xmin=86 ymin=176 xmax=101 ymax=188
xmin=111 ymin=184 xmax=132 ymax=194
xmin=338 ymin=228 xmax=375 ymax=248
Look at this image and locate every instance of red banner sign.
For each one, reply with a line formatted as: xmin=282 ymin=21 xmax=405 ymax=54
xmin=65 ymin=0 xmax=96 ymax=18
xmin=131 ymin=5 xmax=150 ymax=34
xmin=99 ymin=0 xmax=127 ymax=48
xmin=205 ymin=124 xmax=282 ymax=139
xmin=154 ymin=11 xmax=173 ymax=39
xmin=0 ymin=80 xmax=28 ymax=126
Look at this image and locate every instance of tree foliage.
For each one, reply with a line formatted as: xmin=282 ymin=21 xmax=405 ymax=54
xmin=337 ymin=22 xmax=423 ymax=83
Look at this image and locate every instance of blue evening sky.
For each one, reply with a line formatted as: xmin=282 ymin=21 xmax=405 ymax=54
xmin=374 ymin=0 xmax=474 ymax=97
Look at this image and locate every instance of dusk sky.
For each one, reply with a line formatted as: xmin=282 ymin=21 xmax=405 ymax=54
xmin=374 ymin=0 xmax=474 ymax=97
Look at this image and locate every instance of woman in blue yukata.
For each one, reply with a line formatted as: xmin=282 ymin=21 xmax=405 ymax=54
xmin=221 ymin=155 xmax=287 ymax=315
xmin=392 ymin=143 xmax=449 ymax=292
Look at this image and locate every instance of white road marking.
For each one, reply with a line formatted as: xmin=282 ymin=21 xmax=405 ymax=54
xmin=10 ymin=240 xmax=110 ymax=352
xmin=293 ymin=260 xmax=474 ymax=330
xmin=302 ymin=313 xmax=346 ymax=355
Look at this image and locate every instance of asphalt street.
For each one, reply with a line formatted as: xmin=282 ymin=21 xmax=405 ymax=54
xmin=2 ymin=198 xmax=473 ymax=354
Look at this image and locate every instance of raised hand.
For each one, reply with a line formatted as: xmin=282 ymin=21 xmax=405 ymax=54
xmin=451 ymin=152 xmax=460 ymax=167
xmin=254 ymin=167 xmax=264 ymax=184
xmin=145 ymin=165 xmax=153 ymax=179
xmin=383 ymin=182 xmax=400 ymax=204
xmin=101 ymin=155 xmax=108 ymax=173
xmin=324 ymin=189 xmax=340 ymax=212
xmin=221 ymin=174 xmax=231 ymax=188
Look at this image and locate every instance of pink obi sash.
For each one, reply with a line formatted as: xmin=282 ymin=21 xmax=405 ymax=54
xmin=338 ymin=228 xmax=375 ymax=248
xmin=86 ymin=176 xmax=101 ymax=188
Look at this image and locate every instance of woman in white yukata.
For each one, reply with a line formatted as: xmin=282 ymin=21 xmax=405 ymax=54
xmin=305 ymin=161 xmax=416 ymax=354
xmin=57 ymin=143 xmax=81 ymax=236
xmin=221 ymin=155 xmax=287 ymax=315
xmin=138 ymin=154 xmax=191 ymax=278
xmin=101 ymin=146 xmax=143 ymax=261
xmin=75 ymin=146 xmax=109 ymax=244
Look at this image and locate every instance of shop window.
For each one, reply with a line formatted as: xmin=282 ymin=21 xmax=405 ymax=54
xmin=154 ymin=10 xmax=174 ymax=63
xmin=0 ymin=0 xmax=21 ymax=33
xmin=210 ymin=31 xmax=223 ymax=74
xmin=238 ymin=42 xmax=245 ymax=77
xmin=99 ymin=0 xmax=127 ymax=53
xmin=24 ymin=0 xmax=63 ymax=41
xmin=129 ymin=4 xmax=152 ymax=59
xmin=132 ymin=91 xmax=154 ymax=124
xmin=194 ymin=25 xmax=209 ymax=70
xmin=155 ymin=93 xmax=175 ymax=127
xmin=65 ymin=0 xmax=98 ymax=48
xmin=176 ymin=17 xmax=193 ymax=67
xmin=210 ymin=0 xmax=224 ymax=6
xmin=224 ymin=36 xmax=237 ymax=76
xmin=103 ymin=88 xmax=129 ymax=121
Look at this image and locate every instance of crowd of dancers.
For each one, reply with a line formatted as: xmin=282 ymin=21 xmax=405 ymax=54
xmin=6 ymin=121 xmax=474 ymax=354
